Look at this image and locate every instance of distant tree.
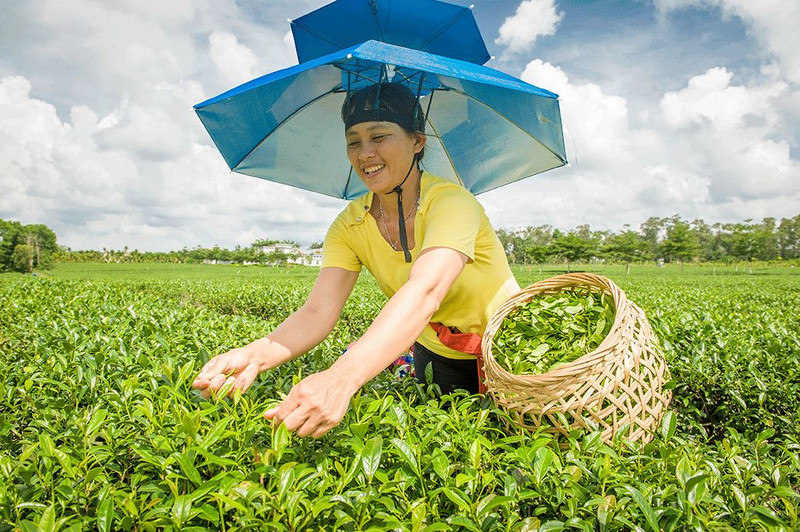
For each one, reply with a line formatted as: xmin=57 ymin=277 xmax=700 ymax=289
xmin=603 ymin=229 xmax=646 ymax=273
xmin=752 ymin=217 xmax=779 ymax=261
xmin=662 ymin=217 xmax=700 ymax=263
xmin=551 ymin=232 xmax=593 ymax=272
xmin=309 ymin=241 xmax=324 ymax=250
xmin=514 ymin=225 xmax=554 ymax=265
xmin=265 ymin=250 xmax=290 ymax=265
xmin=11 ymin=244 xmax=34 ymax=273
xmin=639 ymin=216 xmax=666 ymax=262
xmin=25 ymin=224 xmax=58 ymax=268
xmin=690 ymin=219 xmax=716 ymax=261
xmin=726 ymin=221 xmax=757 ymax=262
xmin=0 ymin=219 xmax=58 ymax=271
xmin=778 ymin=214 xmax=800 ymax=259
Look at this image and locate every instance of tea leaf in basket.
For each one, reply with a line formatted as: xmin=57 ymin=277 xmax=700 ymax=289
xmin=492 ymin=290 xmax=615 ymax=375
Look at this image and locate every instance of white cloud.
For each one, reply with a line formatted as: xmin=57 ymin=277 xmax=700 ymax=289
xmin=659 ymin=67 xmax=797 ymax=200
xmin=0 ymin=74 xmax=342 ymax=251
xmin=209 ymin=31 xmax=259 ymax=86
xmin=655 ymin=0 xmax=800 ymax=84
xmin=660 ymin=67 xmax=786 ymax=131
xmin=496 ymin=0 xmax=564 ymax=53
xmin=481 ymin=57 xmax=798 ymax=233
xmin=521 ymin=59 xmax=638 ymax=169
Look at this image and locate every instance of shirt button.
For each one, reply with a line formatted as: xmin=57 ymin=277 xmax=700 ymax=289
xmin=356 ymin=216 xmax=362 ymax=222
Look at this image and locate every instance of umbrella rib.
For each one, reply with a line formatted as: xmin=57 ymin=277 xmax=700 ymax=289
xmin=424 ymin=114 xmax=465 ymax=189
xmin=418 ymin=9 xmax=473 ymax=53
xmin=343 ymin=165 xmax=355 ymax=199
xmin=232 ymin=89 xmax=338 ymax=173
xmin=292 ymin=22 xmax=347 ymax=52
xmin=452 ymin=89 xmax=568 ymax=167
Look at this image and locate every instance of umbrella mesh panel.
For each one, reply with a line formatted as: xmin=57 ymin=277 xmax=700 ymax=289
xmin=482 ymin=273 xmax=672 ymax=444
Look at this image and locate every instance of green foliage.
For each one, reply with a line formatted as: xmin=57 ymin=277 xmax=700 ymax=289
xmin=492 ymin=290 xmax=615 ymax=375
xmin=0 ymin=265 xmax=798 ymax=530
xmin=0 ymin=219 xmax=58 ymax=272
xmin=499 ymin=214 xmax=800 ymax=268
xmin=10 ymin=244 xmax=34 ymax=273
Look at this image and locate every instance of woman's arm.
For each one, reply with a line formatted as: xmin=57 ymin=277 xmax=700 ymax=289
xmin=265 ymin=246 xmax=468 ymax=437
xmin=192 ymin=266 xmax=359 ymax=397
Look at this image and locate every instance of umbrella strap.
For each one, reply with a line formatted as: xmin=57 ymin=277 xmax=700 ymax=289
xmin=392 ymin=155 xmax=418 ymax=263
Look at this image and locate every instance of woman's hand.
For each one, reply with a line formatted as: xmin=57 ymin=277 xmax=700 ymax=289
xmin=264 ymin=368 xmax=359 ymax=438
xmin=192 ymin=346 xmax=268 ymax=398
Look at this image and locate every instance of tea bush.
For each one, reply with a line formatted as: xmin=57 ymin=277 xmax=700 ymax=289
xmin=0 ymin=266 xmax=798 ymax=531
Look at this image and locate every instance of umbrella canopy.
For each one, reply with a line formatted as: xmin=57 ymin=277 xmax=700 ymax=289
xmin=291 ymin=0 xmax=490 ymax=65
xmin=195 ymin=40 xmax=566 ymax=200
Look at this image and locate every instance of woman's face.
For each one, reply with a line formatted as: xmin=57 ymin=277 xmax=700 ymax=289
xmin=345 ymin=121 xmax=426 ymax=195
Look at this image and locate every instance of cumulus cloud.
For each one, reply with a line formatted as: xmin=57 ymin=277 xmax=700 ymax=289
xmin=496 ymin=0 xmax=564 ymax=53
xmin=0 ymin=1 xmax=332 ymax=251
xmin=0 ymin=74 xmax=341 ymax=251
xmin=660 ymin=67 xmax=787 ymax=130
xmin=655 ymin=0 xmax=800 ymax=84
xmin=481 ymin=57 xmax=798 ymax=233
xmin=209 ymin=31 xmax=259 ymax=86
xmin=659 ymin=67 xmax=797 ymax=200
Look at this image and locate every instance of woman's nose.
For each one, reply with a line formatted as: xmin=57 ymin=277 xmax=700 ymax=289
xmin=357 ymin=143 xmax=375 ymax=160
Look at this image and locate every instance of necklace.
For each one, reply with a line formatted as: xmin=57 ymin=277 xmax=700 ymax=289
xmin=378 ymin=190 xmax=420 ymax=251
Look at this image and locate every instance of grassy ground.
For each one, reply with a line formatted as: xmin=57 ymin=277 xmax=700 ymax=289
xmin=36 ymin=260 xmax=800 ymax=282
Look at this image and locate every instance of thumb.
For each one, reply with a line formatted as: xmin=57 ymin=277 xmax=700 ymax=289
xmin=263 ymin=406 xmax=278 ymax=419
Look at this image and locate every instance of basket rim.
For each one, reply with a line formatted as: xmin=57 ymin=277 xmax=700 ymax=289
xmin=481 ymin=272 xmax=630 ymax=382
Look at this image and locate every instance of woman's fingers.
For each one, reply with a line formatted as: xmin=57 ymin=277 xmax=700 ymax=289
xmin=232 ymin=362 xmax=260 ymax=394
xmin=193 ymin=348 xmax=253 ymax=393
xmin=192 ymin=356 xmax=228 ymax=388
xmin=262 ymin=369 xmax=354 ymax=438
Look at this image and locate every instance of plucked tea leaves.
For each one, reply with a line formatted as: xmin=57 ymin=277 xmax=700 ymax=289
xmin=491 ymin=290 xmax=615 ymax=375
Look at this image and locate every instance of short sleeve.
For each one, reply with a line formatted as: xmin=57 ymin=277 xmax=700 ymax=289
xmin=419 ymin=186 xmax=483 ymax=261
xmin=322 ymin=215 xmax=363 ymax=272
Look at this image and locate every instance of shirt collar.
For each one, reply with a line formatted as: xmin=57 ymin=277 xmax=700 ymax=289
xmin=345 ymin=171 xmax=432 ymax=225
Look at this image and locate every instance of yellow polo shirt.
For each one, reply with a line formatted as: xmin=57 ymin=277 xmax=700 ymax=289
xmin=322 ymin=172 xmax=519 ymax=359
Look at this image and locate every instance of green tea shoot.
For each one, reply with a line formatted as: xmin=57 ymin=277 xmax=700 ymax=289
xmin=492 ymin=290 xmax=615 ymax=375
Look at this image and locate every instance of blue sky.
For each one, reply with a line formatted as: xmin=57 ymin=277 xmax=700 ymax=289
xmin=1 ymin=0 xmax=797 ymax=251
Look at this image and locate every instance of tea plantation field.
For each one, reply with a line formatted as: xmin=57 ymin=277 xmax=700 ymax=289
xmin=1 ymin=263 xmax=798 ymax=531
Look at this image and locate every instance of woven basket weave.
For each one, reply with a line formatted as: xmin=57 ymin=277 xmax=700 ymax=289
xmin=481 ymin=273 xmax=671 ymax=444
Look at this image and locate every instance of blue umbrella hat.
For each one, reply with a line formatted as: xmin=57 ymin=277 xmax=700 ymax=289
xmin=291 ymin=0 xmax=490 ymax=65
xmin=195 ymin=39 xmax=567 ymax=201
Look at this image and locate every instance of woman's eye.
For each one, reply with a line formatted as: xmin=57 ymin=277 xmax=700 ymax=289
xmin=347 ymin=141 xmax=360 ymax=148
xmin=372 ymin=135 xmax=386 ymax=141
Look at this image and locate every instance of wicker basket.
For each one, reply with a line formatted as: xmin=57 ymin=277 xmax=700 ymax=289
xmin=481 ymin=273 xmax=671 ymax=444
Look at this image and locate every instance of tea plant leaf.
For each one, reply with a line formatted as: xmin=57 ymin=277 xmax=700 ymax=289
xmin=748 ymin=506 xmax=784 ymax=527
xmin=86 ymin=409 xmax=108 ymax=437
xmin=174 ymin=452 xmax=202 ymax=487
xmin=533 ymin=446 xmax=556 ymax=485
xmin=624 ymin=486 xmax=660 ymax=532
xmin=172 ymin=494 xmax=193 ymax=528
xmin=442 ymin=488 xmax=471 ymax=512
xmin=96 ymin=498 xmax=114 ymax=532
xmin=431 ymin=448 xmax=449 ymax=481
xmin=685 ymin=473 xmax=709 ymax=505
xmin=361 ymin=436 xmax=382 ymax=482
xmin=37 ymin=504 xmax=55 ymax=532
xmin=391 ymin=438 xmax=418 ymax=474
xmin=660 ymin=410 xmax=676 ymax=441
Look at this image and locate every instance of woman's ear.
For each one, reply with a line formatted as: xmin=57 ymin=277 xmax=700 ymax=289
xmin=413 ymin=132 xmax=427 ymax=154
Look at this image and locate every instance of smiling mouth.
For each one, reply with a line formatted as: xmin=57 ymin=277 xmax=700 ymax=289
xmin=363 ymin=164 xmax=385 ymax=176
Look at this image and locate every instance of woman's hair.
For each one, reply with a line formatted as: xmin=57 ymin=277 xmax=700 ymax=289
xmin=342 ymin=82 xmax=426 ymax=162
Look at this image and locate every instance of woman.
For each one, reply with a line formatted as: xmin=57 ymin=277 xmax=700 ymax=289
xmin=192 ymin=83 xmax=519 ymax=438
